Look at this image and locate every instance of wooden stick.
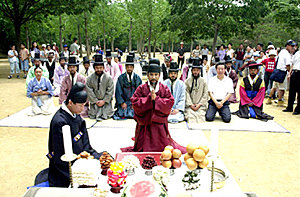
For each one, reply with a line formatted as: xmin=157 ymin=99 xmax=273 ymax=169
xmin=210 ymin=160 xmax=214 ymax=192
xmin=69 ymin=161 xmax=73 ymax=188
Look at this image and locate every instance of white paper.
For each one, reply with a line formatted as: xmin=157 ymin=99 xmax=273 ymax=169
xmin=62 ymin=125 xmax=73 ymax=159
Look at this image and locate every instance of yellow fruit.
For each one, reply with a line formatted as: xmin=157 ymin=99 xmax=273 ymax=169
xmin=186 ymin=158 xmax=198 ymax=171
xmin=198 ymin=145 xmax=209 ymax=155
xmin=186 ymin=144 xmax=198 ymax=155
xmin=193 ymin=149 xmax=205 ymax=162
xmin=183 ymin=153 xmax=193 ymax=161
xmin=172 ymin=149 xmax=182 ymax=159
xmin=162 ymin=160 xmax=172 ymax=168
xmin=198 ymin=158 xmax=209 ymax=169
xmin=161 ymin=150 xmax=172 ymax=160
xmin=164 ymin=145 xmax=174 ymax=152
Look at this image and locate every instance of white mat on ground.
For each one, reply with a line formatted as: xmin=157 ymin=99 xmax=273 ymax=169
xmin=187 ymin=115 xmax=290 ymax=133
xmin=87 ymin=127 xmax=243 ymax=195
xmin=0 ymin=106 xmax=97 ymax=129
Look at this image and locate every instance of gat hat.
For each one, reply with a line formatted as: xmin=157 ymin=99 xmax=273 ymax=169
xmin=93 ymin=54 xmax=104 ymax=66
xmin=224 ymin=55 xmax=233 ymax=63
xmin=105 ymin=49 xmax=112 ymax=58
xmin=267 ymin=45 xmax=275 ymax=49
xmin=66 ymin=82 xmax=87 ymax=104
xmin=180 ymin=42 xmax=184 ymax=45
xmin=59 ymin=55 xmax=67 ymax=61
xmin=191 ymin=58 xmax=202 ymax=68
xmin=286 ymin=39 xmax=296 ymax=46
xmin=169 ymin=62 xmax=180 ymax=72
xmin=33 ymin=52 xmax=41 ymax=61
xmin=42 ymin=44 xmax=46 ymax=48
xmin=68 ymin=56 xmax=80 ymax=66
xmin=147 ymin=64 xmax=161 ymax=73
xmin=83 ymin=56 xmax=90 ymax=64
xmin=247 ymin=61 xmax=261 ymax=69
xmin=63 ymin=44 xmax=68 ymax=48
xmin=211 ymin=56 xmax=220 ymax=65
xmin=129 ymin=51 xmax=135 ymax=59
xmin=216 ymin=59 xmax=226 ymax=66
xmin=149 ymin=58 xmax=160 ymax=66
xmin=124 ymin=55 xmax=136 ymax=66
xmin=269 ymin=50 xmax=277 ymax=56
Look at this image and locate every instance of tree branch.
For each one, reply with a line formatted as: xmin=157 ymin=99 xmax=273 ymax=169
xmin=0 ymin=0 xmax=14 ymax=19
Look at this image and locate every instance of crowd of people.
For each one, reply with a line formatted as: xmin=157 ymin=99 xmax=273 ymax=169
xmin=8 ymin=38 xmax=300 ymax=187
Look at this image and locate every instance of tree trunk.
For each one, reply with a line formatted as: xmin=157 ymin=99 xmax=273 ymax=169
xmin=25 ymin=25 xmax=30 ymax=49
xmin=148 ymin=19 xmax=152 ymax=59
xmin=129 ymin=17 xmax=132 ymax=52
xmin=97 ymin=33 xmax=101 ymax=47
xmin=160 ymin=42 xmax=163 ymax=54
xmin=142 ymin=37 xmax=145 ymax=54
xmin=190 ymin=38 xmax=193 ymax=53
xmin=168 ymin=32 xmax=171 ymax=54
xmin=84 ymin=12 xmax=90 ymax=57
xmin=59 ymin=15 xmax=63 ymax=53
xmin=212 ymin=24 xmax=219 ymax=56
xmin=77 ymin=23 xmax=83 ymax=58
xmin=111 ymin=37 xmax=114 ymax=52
xmin=153 ymin=39 xmax=156 ymax=57
xmin=14 ymin=22 xmax=21 ymax=51
xmin=102 ymin=23 xmax=106 ymax=52
xmin=171 ymin=41 xmax=174 ymax=53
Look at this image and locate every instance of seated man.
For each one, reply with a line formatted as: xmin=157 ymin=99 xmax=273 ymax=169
xmin=86 ymin=55 xmax=114 ymax=120
xmin=233 ymin=62 xmax=274 ymax=121
xmin=26 ymin=53 xmax=49 ymax=87
xmin=128 ymin=62 xmax=185 ymax=152
xmin=44 ymin=52 xmax=57 ymax=84
xmin=59 ymin=56 xmax=88 ymax=117
xmin=163 ymin=62 xmax=186 ymax=123
xmin=224 ymin=56 xmax=238 ymax=103
xmin=185 ymin=58 xmax=208 ymax=123
xmin=104 ymin=49 xmax=121 ymax=88
xmin=48 ymin=82 xmax=107 ymax=187
xmin=27 ymin=66 xmax=53 ymax=115
xmin=180 ymin=58 xmax=193 ymax=82
xmin=113 ymin=55 xmax=142 ymax=120
xmin=53 ymin=56 xmax=69 ymax=96
xmin=205 ymin=60 xmax=234 ymax=123
xmin=79 ymin=56 xmax=94 ymax=78
xmin=161 ymin=54 xmax=171 ymax=80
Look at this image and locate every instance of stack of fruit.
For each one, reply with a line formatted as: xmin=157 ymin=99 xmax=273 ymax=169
xmin=99 ymin=152 xmax=114 ymax=175
xmin=160 ymin=145 xmax=182 ymax=169
xmin=183 ymin=144 xmax=209 ymax=171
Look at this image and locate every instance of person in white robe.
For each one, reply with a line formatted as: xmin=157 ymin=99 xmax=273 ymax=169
xmin=163 ymin=62 xmax=186 ymax=123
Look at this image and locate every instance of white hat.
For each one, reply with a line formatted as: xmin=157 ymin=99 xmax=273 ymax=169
xmin=253 ymin=51 xmax=260 ymax=57
xmin=269 ymin=50 xmax=277 ymax=56
xmin=42 ymin=44 xmax=46 ymax=48
xmin=180 ymin=42 xmax=184 ymax=45
xmin=53 ymin=42 xmax=56 ymax=45
xmin=268 ymin=45 xmax=275 ymax=49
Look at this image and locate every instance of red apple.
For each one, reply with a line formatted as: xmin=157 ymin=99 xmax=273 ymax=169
xmin=172 ymin=159 xmax=182 ymax=168
xmin=172 ymin=149 xmax=182 ymax=159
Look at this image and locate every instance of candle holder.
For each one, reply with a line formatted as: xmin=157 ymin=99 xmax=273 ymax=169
xmin=61 ymin=154 xmax=77 ymax=188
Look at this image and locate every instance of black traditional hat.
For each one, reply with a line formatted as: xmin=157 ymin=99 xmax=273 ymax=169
xmin=66 ymin=82 xmax=87 ymax=104
xmin=68 ymin=56 xmax=80 ymax=66
xmin=147 ymin=64 xmax=161 ymax=73
xmin=224 ymin=55 xmax=233 ymax=63
xmin=59 ymin=55 xmax=67 ymax=62
xmin=191 ymin=58 xmax=202 ymax=68
xmin=149 ymin=58 xmax=160 ymax=66
xmin=32 ymin=52 xmax=41 ymax=61
xmin=129 ymin=51 xmax=135 ymax=59
xmin=83 ymin=56 xmax=90 ymax=64
xmin=211 ymin=56 xmax=220 ymax=65
xmin=124 ymin=55 xmax=135 ymax=66
xmin=169 ymin=62 xmax=180 ymax=72
xmin=247 ymin=61 xmax=261 ymax=69
xmin=105 ymin=49 xmax=112 ymax=58
xmin=216 ymin=59 xmax=226 ymax=66
xmin=93 ymin=54 xmax=104 ymax=66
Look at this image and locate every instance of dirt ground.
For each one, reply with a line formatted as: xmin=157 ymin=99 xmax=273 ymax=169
xmin=0 ymin=54 xmax=299 ymax=197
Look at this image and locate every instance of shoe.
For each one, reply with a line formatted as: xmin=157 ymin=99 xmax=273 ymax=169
xmin=293 ymin=111 xmax=300 ymax=115
xmin=23 ymin=75 xmax=27 ymax=79
xmin=16 ymin=75 xmax=20 ymax=79
xmin=266 ymin=98 xmax=272 ymax=104
xmin=283 ymin=108 xmax=293 ymax=112
xmin=8 ymin=75 xmax=12 ymax=79
xmin=277 ymin=100 xmax=284 ymax=106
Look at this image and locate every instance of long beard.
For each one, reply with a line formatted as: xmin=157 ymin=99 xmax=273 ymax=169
xmin=170 ymin=77 xmax=177 ymax=82
xmin=150 ymin=80 xmax=157 ymax=87
xmin=193 ymin=74 xmax=199 ymax=79
xmin=96 ymin=71 xmax=103 ymax=76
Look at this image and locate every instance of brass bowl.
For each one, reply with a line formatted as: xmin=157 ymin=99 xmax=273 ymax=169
xmin=207 ymin=167 xmax=228 ymax=190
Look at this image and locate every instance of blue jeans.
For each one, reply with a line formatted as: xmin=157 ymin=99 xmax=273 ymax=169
xmin=264 ymin=72 xmax=273 ymax=95
xmin=235 ymin=60 xmax=244 ymax=76
xmin=21 ymin=59 xmax=29 ymax=71
xmin=10 ymin=61 xmax=20 ymax=75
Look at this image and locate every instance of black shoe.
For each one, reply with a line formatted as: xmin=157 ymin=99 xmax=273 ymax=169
xmin=283 ymin=108 xmax=293 ymax=112
xmin=292 ymin=111 xmax=300 ymax=115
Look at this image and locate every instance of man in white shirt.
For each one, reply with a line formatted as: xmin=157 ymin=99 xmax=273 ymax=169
xmin=283 ymin=44 xmax=300 ymax=114
xmin=201 ymin=44 xmax=209 ymax=61
xmin=269 ymin=40 xmax=295 ymax=106
xmin=70 ymin=38 xmax=80 ymax=56
xmin=205 ymin=60 xmax=234 ymax=123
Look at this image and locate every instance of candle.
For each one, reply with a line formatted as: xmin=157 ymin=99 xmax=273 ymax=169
xmin=210 ymin=127 xmax=219 ymax=157
xmin=62 ymin=125 xmax=73 ymax=159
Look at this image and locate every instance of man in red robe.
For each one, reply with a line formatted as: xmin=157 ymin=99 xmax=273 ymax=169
xmin=129 ymin=59 xmax=185 ymax=152
xmin=233 ymin=62 xmax=273 ymax=121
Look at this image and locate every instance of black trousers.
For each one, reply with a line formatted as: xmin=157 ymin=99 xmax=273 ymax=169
xmin=178 ymin=57 xmax=184 ymax=68
xmin=287 ymin=71 xmax=300 ymax=112
xmin=205 ymin=100 xmax=231 ymax=123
